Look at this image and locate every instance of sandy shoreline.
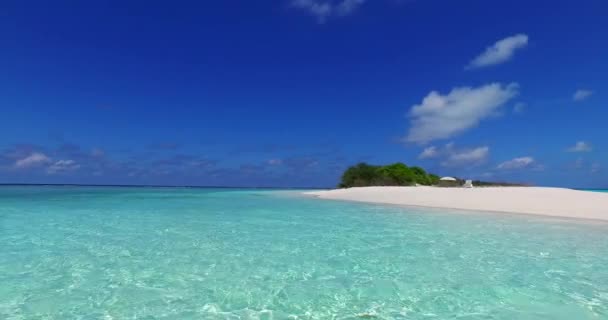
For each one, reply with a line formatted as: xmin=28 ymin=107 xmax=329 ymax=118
xmin=305 ymin=186 xmax=608 ymax=221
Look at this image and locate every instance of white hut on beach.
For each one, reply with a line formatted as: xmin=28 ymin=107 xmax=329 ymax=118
xmin=438 ymin=176 xmax=459 ymax=187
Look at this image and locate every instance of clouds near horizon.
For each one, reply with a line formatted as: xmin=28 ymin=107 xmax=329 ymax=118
xmin=405 ymin=83 xmax=519 ymax=144
xmin=47 ymin=160 xmax=80 ymax=174
xmin=12 ymin=151 xmax=82 ymax=175
xmin=0 ymin=142 xmax=353 ymax=187
xmin=466 ymin=34 xmax=529 ymax=69
xmin=14 ymin=152 xmax=51 ymax=169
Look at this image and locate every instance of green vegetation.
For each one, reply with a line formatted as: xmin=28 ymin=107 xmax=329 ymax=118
xmin=339 ymin=162 xmax=440 ymax=188
xmin=471 ymin=180 xmax=527 ymax=187
xmin=338 ymin=162 xmax=526 ymax=188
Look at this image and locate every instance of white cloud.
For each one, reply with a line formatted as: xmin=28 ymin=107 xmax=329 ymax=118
xmin=573 ymin=89 xmax=593 ymax=101
xmin=497 ymin=157 xmax=535 ymax=170
xmin=47 ymin=159 xmax=80 ymax=174
xmin=567 ymin=141 xmax=592 ymax=152
xmin=336 ymin=0 xmax=364 ymax=15
xmin=291 ymin=0 xmax=331 ymax=22
xmin=591 ymin=162 xmax=601 ymax=173
xmin=291 ymin=0 xmax=365 ymax=23
xmin=418 ymin=146 xmax=439 ymax=159
xmin=14 ymin=152 xmax=51 ymax=168
xmin=441 ymin=146 xmax=489 ymax=167
xmin=405 ymin=82 xmax=519 ymax=144
xmin=268 ymin=159 xmax=283 ymax=165
xmin=417 ymin=143 xmax=489 ymax=167
xmin=467 ymin=34 xmax=529 ymax=69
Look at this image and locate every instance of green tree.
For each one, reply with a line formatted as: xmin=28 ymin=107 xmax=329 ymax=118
xmin=377 ymin=163 xmax=416 ymax=186
xmin=340 ymin=162 xmax=381 ymax=188
xmin=410 ymin=166 xmax=430 ymax=185
xmin=339 ymin=162 xmax=441 ymax=188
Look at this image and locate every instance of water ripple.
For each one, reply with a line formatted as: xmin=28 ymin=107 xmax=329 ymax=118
xmin=1 ymin=186 xmax=607 ymax=319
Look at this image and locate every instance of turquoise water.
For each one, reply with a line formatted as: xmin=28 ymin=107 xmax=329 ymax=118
xmin=2 ymin=186 xmax=608 ymax=319
xmin=584 ymin=189 xmax=608 ymax=193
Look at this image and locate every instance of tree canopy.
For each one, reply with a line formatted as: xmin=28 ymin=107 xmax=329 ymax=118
xmin=338 ymin=162 xmax=440 ymax=188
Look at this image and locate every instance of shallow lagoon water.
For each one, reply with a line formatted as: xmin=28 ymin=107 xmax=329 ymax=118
xmin=1 ymin=186 xmax=608 ymax=319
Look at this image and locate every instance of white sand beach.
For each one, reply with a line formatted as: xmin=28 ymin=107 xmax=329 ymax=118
xmin=306 ymin=186 xmax=608 ymax=221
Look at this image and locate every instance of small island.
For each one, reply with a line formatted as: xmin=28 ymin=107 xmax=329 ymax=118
xmin=305 ymin=163 xmax=608 ymax=221
xmin=338 ymin=162 xmax=524 ymax=188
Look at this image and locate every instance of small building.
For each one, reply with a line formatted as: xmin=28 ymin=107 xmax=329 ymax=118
xmin=438 ymin=176 xmax=460 ymax=187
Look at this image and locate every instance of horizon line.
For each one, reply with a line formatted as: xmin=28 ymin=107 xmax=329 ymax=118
xmin=0 ymin=183 xmax=330 ymax=189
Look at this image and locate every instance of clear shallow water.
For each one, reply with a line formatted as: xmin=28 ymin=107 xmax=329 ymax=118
xmin=584 ymin=189 xmax=608 ymax=193
xmin=1 ymin=186 xmax=608 ymax=319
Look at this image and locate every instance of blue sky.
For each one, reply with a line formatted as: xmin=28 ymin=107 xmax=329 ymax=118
xmin=1 ymin=0 xmax=606 ymax=187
